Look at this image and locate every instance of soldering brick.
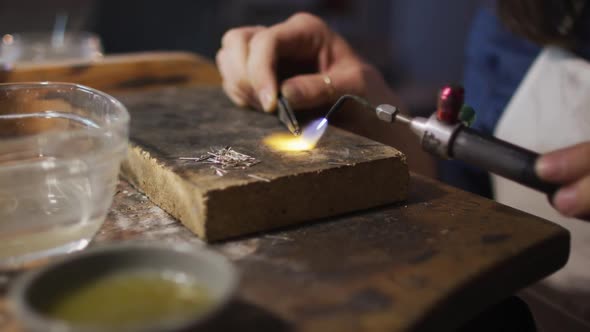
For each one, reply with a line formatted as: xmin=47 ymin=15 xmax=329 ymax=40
xmin=118 ymin=87 xmax=409 ymax=241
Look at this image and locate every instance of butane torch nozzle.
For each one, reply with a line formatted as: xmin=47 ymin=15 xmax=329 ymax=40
xmin=375 ymin=104 xmax=411 ymax=125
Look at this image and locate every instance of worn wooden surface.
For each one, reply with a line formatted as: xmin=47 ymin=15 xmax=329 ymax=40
xmin=1 ymin=175 xmax=569 ymax=332
xmin=0 ymin=52 xmax=571 ymax=331
xmin=0 ymin=52 xmax=221 ymax=92
xmin=118 ymin=87 xmax=408 ymax=241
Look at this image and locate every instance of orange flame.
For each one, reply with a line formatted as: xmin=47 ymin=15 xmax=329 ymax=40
xmin=264 ymin=118 xmax=328 ymax=152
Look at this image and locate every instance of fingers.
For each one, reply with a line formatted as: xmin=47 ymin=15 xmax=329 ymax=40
xmin=217 ymin=26 xmax=264 ymax=108
xmin=247 ymin=30 xmax=279 ymax=112
xmin=280 ymin=63 xmax=383 ymax=109
xmin=246 ymin=13 xmax=332 ymax=112
xmin=537 ymin=142 xmax=590 ymax=220
xmin=536 ymin=142 xmax=590 ymax=183
xmin=218 ymin=12 xmax=368 ymax=113
xmin=281 ymin=73 xmax=334 ymax=109
xmin=553 ymin=175 xmax=590 ymax=219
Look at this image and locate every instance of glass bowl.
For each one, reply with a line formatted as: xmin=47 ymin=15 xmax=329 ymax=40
xmin=0 ymin=32 xmax=103 ymax=66
xmin=0 ymin=82 xmax=129 ymax=269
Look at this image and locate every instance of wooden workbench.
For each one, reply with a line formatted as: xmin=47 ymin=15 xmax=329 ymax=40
xmin=0 ymin=53 xmax=570 ymax=332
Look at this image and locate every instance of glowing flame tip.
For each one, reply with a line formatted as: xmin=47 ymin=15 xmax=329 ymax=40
xmin=316 ymin=118 xmax=328 ymax=130
xmin=264 ymin=117 xmax=329 ymax=152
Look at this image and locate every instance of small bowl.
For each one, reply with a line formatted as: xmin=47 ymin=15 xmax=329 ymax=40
xmin=0 ymin=82 xmax=129 ymax=268
xmin=9 ymin=243 xmax=239 ymax=332
xmin=0 ymin=31 xmax=103 ymax=65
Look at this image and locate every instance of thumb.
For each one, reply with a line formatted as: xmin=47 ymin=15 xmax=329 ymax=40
xmin=280 ymin=71 xmax=343 ymax=109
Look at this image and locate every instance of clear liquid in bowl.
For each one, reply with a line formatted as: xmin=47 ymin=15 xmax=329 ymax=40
xmin=0 ymin=112 xmax=123 ymax=269
xmin=0 ymin=177 xmax=97 ymax=267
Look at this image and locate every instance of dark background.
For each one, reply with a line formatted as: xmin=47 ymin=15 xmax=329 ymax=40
xmin=0 ymin=0 xmax=482 ymax=112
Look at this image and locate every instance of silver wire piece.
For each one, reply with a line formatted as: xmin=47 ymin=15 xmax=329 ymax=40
xmin=179 ymin=146 xmax=260 ymax=176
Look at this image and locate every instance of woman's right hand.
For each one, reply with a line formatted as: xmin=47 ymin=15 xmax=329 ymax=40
xmin=216 ymin=12 xmax=395 ymax=112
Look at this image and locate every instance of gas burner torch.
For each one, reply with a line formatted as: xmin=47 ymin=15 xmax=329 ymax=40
xmin=325 ymin=85 xmax=557 ymax=195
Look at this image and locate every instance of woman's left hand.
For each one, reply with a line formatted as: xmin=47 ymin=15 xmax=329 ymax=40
xmin=537 ymin=142 xmax=590 ymax=221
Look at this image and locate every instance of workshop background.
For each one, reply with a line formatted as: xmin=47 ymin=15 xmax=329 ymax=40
xmin=0 ymin=0 xmax=481 ymax=115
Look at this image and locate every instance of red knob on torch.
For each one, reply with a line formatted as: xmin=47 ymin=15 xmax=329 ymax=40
xmin=436 ymin=85 xmax=464 ymax=124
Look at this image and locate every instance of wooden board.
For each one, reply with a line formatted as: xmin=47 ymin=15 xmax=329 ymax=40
xmin=117 ymin=87 xmax=409 ymax=241
xmin=1 ymin=176 xmax=568 ymax=332
xmin=0 ymin=52 xmax=221 ymax=93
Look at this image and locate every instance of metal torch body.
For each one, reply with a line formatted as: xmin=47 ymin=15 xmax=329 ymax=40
xmin=374 ymin=84 xmax=558 ymax=196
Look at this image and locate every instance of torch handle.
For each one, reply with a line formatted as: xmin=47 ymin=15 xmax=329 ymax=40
xmin=450 ymin=127 xmax=558 ymax=196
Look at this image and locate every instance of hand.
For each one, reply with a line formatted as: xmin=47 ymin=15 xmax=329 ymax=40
xmin=536 ymin=142 xmax=590 ymax=220
xmin=215 ymin=12 xmax=395 ymax=112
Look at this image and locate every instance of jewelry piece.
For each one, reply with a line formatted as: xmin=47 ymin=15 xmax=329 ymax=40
xmin=323 ymin=74 xmax=336 ymax=100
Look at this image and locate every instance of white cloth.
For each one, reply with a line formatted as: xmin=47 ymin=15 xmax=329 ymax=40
xmin=493 ymin=46 xmax=590 ymax=329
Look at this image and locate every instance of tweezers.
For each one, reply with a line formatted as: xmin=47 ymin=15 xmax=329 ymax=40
xmin=277 ymin=95 xmax=301 ymax=136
